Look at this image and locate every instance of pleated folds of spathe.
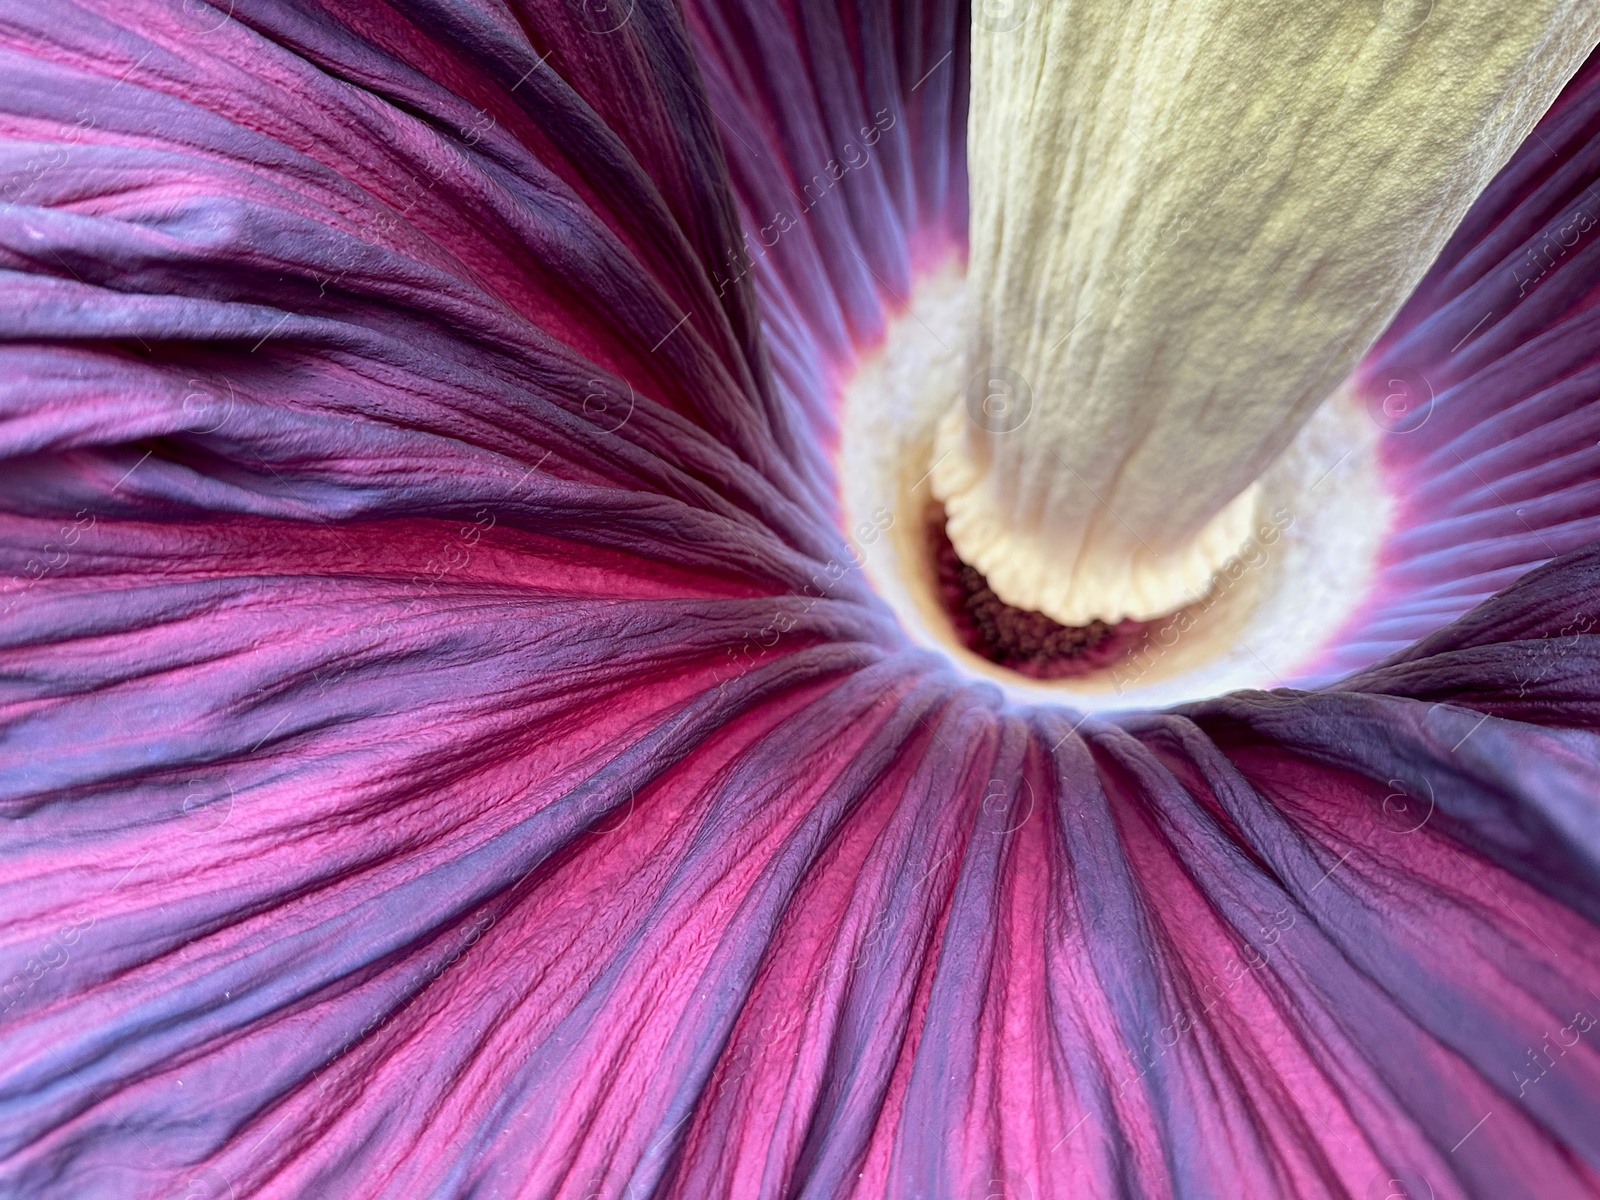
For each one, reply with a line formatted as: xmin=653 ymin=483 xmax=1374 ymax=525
xmin=0 ymin=3 xmax=1598 ymax=1198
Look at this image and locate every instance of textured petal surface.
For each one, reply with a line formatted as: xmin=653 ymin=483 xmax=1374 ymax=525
xmin=2 ymin=4 xmax=1599 ymax=1200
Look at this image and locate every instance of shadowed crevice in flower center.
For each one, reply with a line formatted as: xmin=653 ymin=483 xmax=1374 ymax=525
xmin=929 ymin=505 xmax=1152 ymax=678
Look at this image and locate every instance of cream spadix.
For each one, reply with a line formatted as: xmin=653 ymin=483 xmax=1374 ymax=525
xmin=932 ymin=1 xmax=1600 ymax=626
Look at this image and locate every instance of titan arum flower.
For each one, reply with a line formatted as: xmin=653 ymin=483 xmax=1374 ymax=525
xmin=6 ymin=0 xmax=1600 ymax=1196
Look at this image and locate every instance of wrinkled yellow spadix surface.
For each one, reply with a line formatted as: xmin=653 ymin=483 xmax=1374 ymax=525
xmin=932 ymin=0 xmax=1600 ymax=625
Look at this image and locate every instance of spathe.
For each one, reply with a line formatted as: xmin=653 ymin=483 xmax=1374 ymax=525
xmin=0 ymin=2 xmax=1598 ymax=1198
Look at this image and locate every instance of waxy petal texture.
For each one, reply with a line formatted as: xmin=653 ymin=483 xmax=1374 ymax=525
xmin=1 ymin=3 xmax=1599 ymax=1199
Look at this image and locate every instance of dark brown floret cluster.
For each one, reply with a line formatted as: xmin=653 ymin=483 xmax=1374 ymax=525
xmin=930 ymin=509 xmax=1151 ymax=679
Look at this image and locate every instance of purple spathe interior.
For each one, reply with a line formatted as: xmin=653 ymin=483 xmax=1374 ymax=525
xmin=0 ymin=3 xmax=1597 ymax=1198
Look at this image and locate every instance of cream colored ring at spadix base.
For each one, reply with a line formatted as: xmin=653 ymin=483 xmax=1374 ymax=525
xmin=839 ymin=263 xmax=1389 ymax=712
xmin=932 ymin=0 xmax=1600 ymax=627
